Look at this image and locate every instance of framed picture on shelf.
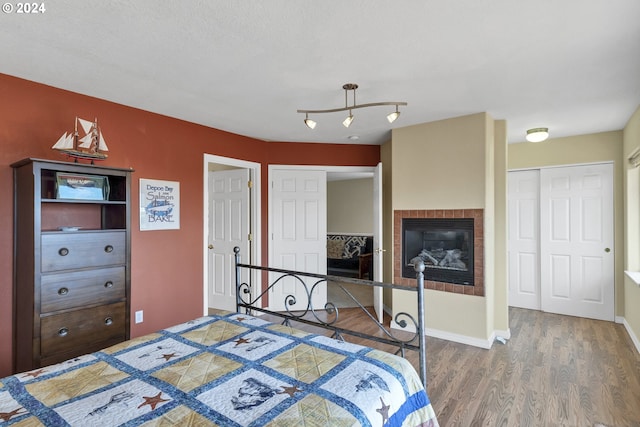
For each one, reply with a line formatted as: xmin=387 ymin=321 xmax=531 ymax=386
xmin=56 ymin=173 xmax=110 ymax=200
xmin=139 ymin=178 xmax=180 ymax=231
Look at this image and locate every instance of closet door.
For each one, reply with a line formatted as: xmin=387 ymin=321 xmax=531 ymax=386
xmin=508 ymin=170 xmax=540 ymax=309
xmin=540 ymin=163 xmax=614 ymax=321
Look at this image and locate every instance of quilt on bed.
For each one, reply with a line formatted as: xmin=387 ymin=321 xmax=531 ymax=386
xmin=0 ymin=311 xmax=438 ymax=426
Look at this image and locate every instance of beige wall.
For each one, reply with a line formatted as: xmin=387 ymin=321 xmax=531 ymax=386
xmin=390 ymin=112 xmax=506 ymax=341
xmin=508 ymin=131 xmax=625 ymax=316
xmin=327 ymin=178 xmax=373 ymax=233
xmin=623 ymin=105 xmax=640 ymax=348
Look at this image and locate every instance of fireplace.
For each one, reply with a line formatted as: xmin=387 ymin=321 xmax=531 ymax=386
xmin=394 ymin=209 xmax=484 ymax=296
xmin=402 ymin=218 xmax=474 ymax=285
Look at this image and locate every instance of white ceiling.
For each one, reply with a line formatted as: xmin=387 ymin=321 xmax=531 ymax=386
xmin=2 ymin=1 xmax=639 ymax=145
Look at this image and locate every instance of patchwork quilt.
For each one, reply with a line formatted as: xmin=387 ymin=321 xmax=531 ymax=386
xmin=0 ymin=312 xmax=439 ymax=426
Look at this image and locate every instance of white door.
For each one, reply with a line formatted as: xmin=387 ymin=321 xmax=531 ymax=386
xmin=508 ymin=170 xmax=541 ymax=309
xmin=540 ymin=163 xmax=614 ymax=321
xmin=208 ymin=168 xmax=250 ymax=311
xmin=373 ymin=162 xmax=384 ymax=322
xmin=270 ymin=169 xmax=327 ymax=311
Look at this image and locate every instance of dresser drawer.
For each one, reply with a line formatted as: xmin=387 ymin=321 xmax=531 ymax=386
xmin=40 ymin=302 xmax=126 ymax=358
xmin=42 ymin=231 xmax=126 ymax=272
xmin=41 ymin=266 xmax=126 ymax=313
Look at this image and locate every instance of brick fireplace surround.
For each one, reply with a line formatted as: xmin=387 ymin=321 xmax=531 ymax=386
xmin=394 ymin=209 xmax=484 ymax=296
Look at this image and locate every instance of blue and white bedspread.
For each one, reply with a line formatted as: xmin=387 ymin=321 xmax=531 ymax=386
xmin=0 ymin=312 xmax=439 ymax=426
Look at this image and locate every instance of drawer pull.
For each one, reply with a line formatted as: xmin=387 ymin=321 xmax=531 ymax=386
xmin=104 ymin=245 xmax=114 ymax=253
xmin=104 ymin=281 xmax=114 ymax=288
xmin=58 ymin=247 xmax=69 ymax=256
xmin=104 ymin=317 xmax=113 ymax=326
xmin=58 ymin=327 xmax=69 ymax=337
xmin=57 ymin=287 xmax=69 ymax=296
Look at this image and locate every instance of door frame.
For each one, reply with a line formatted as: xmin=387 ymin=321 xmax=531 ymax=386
xmin=203 ymin=154 xmax=261 ymax=315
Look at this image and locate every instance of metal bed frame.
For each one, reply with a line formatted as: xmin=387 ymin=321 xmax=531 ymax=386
xmin=233 ymin=247 xmax=428 ymax=386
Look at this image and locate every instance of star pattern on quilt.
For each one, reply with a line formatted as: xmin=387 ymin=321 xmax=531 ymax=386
xmin=376 ymin=396 xmax=390 ymax=424
xmin=22 ymin=368 xmax=46 ymax=379
xmin=0 ymin=407 xmax=25 ymax=422
xmin=234 ymin=337 xmax=250 ymax=346
xmin=278 ymin=385 xmax=303 ymax=397
xmin=137 ymin=391 xmax=169 ymax=410
xmin=160 ymin=352 xmax=179 ymax=361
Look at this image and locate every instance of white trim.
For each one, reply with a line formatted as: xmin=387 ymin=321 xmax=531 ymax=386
xmin=508 ymin=160 xmax=615 ymax=173
xmin=203 ymin=154 xmax=261 ymax=315
xmin=624 ymin=270 xmax=640 ymax=286
xmin=391 ymin=321 xmax=512 ymax=349
xmin=621 ymin=317 xmax=640 ymax=355
xmin=422 ymin=327 xmax=493 ymax=349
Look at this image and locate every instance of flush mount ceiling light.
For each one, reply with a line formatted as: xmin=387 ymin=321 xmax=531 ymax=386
xmin=298 ymin=83 xmax=407 ymax=129
xmin=526 ymin=127 xmax=549 ymax=143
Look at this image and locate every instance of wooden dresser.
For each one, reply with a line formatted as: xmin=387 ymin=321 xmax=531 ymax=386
xmin=12 ymin=158 xmax=132 ymax=372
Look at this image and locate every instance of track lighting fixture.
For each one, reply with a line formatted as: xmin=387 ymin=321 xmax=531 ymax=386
xmin=298 ymin=83 xmax=406 ymax=130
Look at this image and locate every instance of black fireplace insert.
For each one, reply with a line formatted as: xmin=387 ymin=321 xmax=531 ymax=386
xmin=402 ymin=218 xmax=474 ymax=285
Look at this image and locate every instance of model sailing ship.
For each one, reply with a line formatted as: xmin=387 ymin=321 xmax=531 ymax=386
xmin=52 ymin=117 xmax=109 ymax=163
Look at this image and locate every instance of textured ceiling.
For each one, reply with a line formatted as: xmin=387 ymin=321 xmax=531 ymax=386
xmin=1 ymin=0 xmax=639 ymax=145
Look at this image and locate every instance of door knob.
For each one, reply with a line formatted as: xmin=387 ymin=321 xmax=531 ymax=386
xmin=208 ymin=244 xmax=214 ymax=250
xmin=605 ymin=247 xmax=611 ymax=253
xmin=374 ymin=248 xmax=386 ymax=254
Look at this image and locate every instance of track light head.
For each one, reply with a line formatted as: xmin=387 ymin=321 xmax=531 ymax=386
xmin=304 ymin=113 xmax=317 ymax=130
xmin=387 ymin=106 xmax=400 ymax=123
xmin=342 ymin=112 xmax=354 ymax=128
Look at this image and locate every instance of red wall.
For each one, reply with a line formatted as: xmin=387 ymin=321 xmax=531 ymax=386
xmin=0 ymin=73 xmax=380 ymax=376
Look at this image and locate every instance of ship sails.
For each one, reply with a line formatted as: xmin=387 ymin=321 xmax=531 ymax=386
xmin=52 ymin=117 xmax=109 ymax=161
xmin=51 ymin=132 xmax=74 ymax=150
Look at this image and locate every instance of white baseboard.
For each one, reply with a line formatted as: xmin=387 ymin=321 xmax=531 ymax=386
xmin=620 ymin=317 xmax=640 ymax=355
xmin=390 ymin=320 xmax=511 ymax=349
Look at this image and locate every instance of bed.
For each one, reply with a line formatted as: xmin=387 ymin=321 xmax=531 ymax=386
xmin=0 ymin=249 xmax=438 ymax=426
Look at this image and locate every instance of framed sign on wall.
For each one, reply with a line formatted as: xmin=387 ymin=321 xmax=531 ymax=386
xmin=139 ymin=178 xmax=180 ymax=231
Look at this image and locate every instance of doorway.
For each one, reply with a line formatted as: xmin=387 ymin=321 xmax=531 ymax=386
xmin=203 ymin=154 xmax=261 ymax=314
xmin=268 ymin=164 xmax=384 ymax=322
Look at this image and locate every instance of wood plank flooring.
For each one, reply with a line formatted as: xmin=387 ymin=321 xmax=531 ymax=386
xmin=250 ymin=306 xmax=640 ymax=426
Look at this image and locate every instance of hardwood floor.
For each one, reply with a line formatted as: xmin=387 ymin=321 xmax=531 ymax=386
xmin=255 ymin=306 xmax=640 ymax=426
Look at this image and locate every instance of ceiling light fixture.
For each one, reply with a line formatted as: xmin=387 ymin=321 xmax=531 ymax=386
xmin=343 ymin=111 xmax=354 ymax=128
xmin=298 ymin=83 xmax=407 ymax=129
xmin=304 ymin=113 xmax=317 ymax=129
xmin=387 ymin=105 xmax=400 ymax=123
xmin=525 ymin=127 xmax=549 ymax=143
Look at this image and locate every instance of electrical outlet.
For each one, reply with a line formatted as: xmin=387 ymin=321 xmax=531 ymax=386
xmin=135 ymin=310 xmax=143 ymax=324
